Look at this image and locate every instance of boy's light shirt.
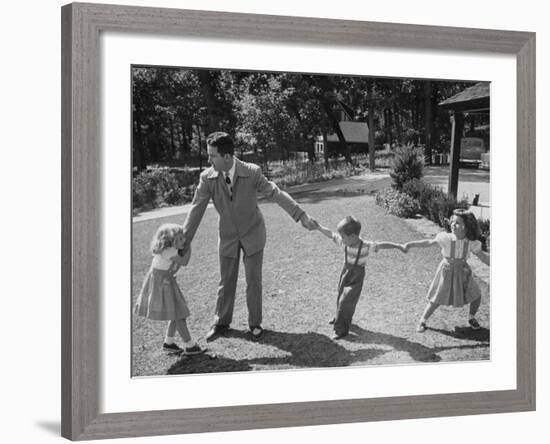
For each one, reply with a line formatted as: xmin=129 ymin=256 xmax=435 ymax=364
xmin=331 ymin=233 xmax=374 ymax=267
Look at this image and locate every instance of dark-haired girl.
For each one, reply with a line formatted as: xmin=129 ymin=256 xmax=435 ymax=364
xmin=405 ymin=210 xmax=490 ymax=333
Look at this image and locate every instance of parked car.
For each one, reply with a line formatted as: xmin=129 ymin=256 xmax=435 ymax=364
xmin=480 ymin=152 xmax=490 ymax=170
xmin=460 ymin=137 xmax=487 ymax=168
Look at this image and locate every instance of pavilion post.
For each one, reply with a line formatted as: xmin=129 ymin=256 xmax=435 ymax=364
xmin=448 ymin=112 xmax=464 ymax=199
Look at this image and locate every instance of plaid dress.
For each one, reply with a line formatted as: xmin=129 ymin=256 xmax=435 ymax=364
xmin=426 ymin=234 xmax=482 ymax=307
xmin=134 ymin=258 xmax=190 ymax=321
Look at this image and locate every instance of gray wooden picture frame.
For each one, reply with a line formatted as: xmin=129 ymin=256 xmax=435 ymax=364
xmin=61 ymin=2 xmax=536 ymax=440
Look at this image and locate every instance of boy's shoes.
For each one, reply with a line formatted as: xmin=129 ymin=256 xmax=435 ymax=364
xmin=468 ymin=318 xmax=481 ymax=330
xmin=205 ymin=324 xmax=229 ymax=342
xmin=250 ymin=326 xmax=264 ymax=339
xmin=162 ymin=342 xmax=183 ymax=352
xmin=416 ymin=322 xmax=427 ymax=333
xmin=332 ymin=331 xmax=348 ymax=340
xmin=328 ymin=317 xmax=336 ymax=325
xmin=182 ymin=344 xmax=206 ymax=356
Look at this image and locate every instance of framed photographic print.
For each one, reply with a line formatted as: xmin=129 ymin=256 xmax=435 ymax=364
xmin=62 ymin=2 xmax=535 ymax=440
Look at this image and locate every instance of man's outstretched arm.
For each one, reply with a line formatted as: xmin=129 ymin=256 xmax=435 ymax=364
xmin=181 ymin=172 xmax=211 ymax=243
xmin=254 ymin=167 xmax=309 ymax=224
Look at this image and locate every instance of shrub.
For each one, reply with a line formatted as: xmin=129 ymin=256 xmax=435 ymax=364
xmin=478 ymin=218 xmax=490 ymax=252
xmin=401 ymin=179 xmax=468 ymax=228
xmin=375 ymin=187 xmax=420 ymax=218
xmin=132 ymin=167 xmax=199 ymax=209
xmin=372 ymin=147 xmax=395 ymax=168
xmin=389 ymin=145 xmax=424 ymax=190
xmin=270 ymin=160 xmax=366 ymax=189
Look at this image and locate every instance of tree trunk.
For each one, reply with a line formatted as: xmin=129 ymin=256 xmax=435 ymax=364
xmin=263 ymin=148 xmax=270 ymax=178
xmin=152 ymin=119 xmax=163 ymax=163
xmin=384 ymin=107 xmax=392 ymax=145
xmin=197 ymin=125 xmax=204 ymax=173
xmin=448 ymin=112 xmax=464 ymax=199
xmin=133 ymin=111 xmax=147 ymax=172
xmin=431 ymin=89 xmax=439 ymax=154
xmin=367 ymin=83 xmax=376 ymax=171
xmin=307 ymin=137 xmax=316 ymax=163
xmin=180 ymin=122 xmax=187 ymax=153
xmin=197 ymin=70 xmax=218 ymax=134
xmin=414 ymin=92 xmax=421 ymax=130
xmin=179 ymin=120 xmax=190 ymax=157
xmin=394 ymin=103 xmax=402 ymax=145
xmin=323 ymin=131 xmax=329 ymax=170
xmin=169 ymin=115 xmax=175 ymax=160
xmin=424 ymin=81 xmax=433 ymax=164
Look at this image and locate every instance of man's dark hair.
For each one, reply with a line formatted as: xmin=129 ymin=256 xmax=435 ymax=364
xmin=206 ymin=132 xmax=234 ymax=156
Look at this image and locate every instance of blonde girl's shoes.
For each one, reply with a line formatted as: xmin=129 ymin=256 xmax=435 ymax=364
xmin=162 ymin=342 xmax=183 ymax=352
xmin=416 ymin=321 xmax=427 ymax=333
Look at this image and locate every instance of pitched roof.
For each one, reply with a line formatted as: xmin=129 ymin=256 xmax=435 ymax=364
xmin=438 ymin=82 xmax=490 ymax=112
xmin=326 ymin=121 xmax=369 ymax=143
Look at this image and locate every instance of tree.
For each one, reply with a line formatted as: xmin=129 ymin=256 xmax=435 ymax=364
xmin=234 ymin=73 xmax=299 ymax=166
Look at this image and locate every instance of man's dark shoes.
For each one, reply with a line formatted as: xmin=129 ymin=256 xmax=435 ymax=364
xmin=332 ymin=331 xmax=348 ymax=340
xmin=250 ymin=326 xmax=264 ymax=340
xmin=205 ymin=324 xmax=229 ymax=342
xmin=468 ymin=318 xmax=481 ymax=330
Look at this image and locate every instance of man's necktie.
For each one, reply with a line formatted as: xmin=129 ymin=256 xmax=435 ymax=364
xmin=225 ymin=173 xmax=232 ymax=199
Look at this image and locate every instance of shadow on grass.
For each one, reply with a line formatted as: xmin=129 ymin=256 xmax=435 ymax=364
xmin=429 ymin=326 xmax=490 ymax=342
xmin=348 ymin=325 xmax=490 ymax=363
xmin=166 ymin=325 xmax=491 ymax=375
xmin=250 ymin=329 xmax=386 ymax=368
xmin=168 ymin=353 xmax=252 ymax=374
xmin=167 ymin=329 xmax=387 ymax=375
xmin=348 ymin=325 xmax=442 ymax=362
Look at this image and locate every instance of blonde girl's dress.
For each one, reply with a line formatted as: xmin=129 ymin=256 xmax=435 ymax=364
xmin=426 ymin=232 xmax=482 ymax=307
xmin=134 ymin=247 xmax=190 ymax=320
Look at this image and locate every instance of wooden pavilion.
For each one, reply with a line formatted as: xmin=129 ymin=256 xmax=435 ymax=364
xmin=439 ymin=82 xmax=490 ymax=199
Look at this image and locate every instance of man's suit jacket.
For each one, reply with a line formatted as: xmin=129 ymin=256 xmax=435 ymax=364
xmin=182 ymin=158 xmax=305 ymax=258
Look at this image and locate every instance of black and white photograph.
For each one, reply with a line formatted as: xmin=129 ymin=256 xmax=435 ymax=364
xmin=131 ymin=67 xmax=491 ymax=377
xmin=4 ymin=0 xmax=545 ymax=442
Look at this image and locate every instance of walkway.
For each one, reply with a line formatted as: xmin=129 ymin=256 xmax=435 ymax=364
xmin=132 ymin=166 xmax=491 ymax=223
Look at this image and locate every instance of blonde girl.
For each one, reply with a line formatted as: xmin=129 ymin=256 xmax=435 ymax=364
xmin=135 ymin=223 xmax=205 ymax=355
xmin=405 ymin=209 xmax=490 ymax=333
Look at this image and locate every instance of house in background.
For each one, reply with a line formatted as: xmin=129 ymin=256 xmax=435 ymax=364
xmin=314 ymin=101 xmax=370 ymax=157
xmin=314 ymin=121 xmax=370 ymax=156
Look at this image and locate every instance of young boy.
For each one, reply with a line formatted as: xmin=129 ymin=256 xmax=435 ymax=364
xmin=315 ymin=216 xmax=405 ymax=339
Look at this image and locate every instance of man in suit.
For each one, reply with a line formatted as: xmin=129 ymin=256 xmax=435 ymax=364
xmin=182 ymin=132 xmax=317 ymax=340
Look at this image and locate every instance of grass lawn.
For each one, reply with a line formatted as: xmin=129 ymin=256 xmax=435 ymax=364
xmin=132 ymin=189 xmax=490 ymax=376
